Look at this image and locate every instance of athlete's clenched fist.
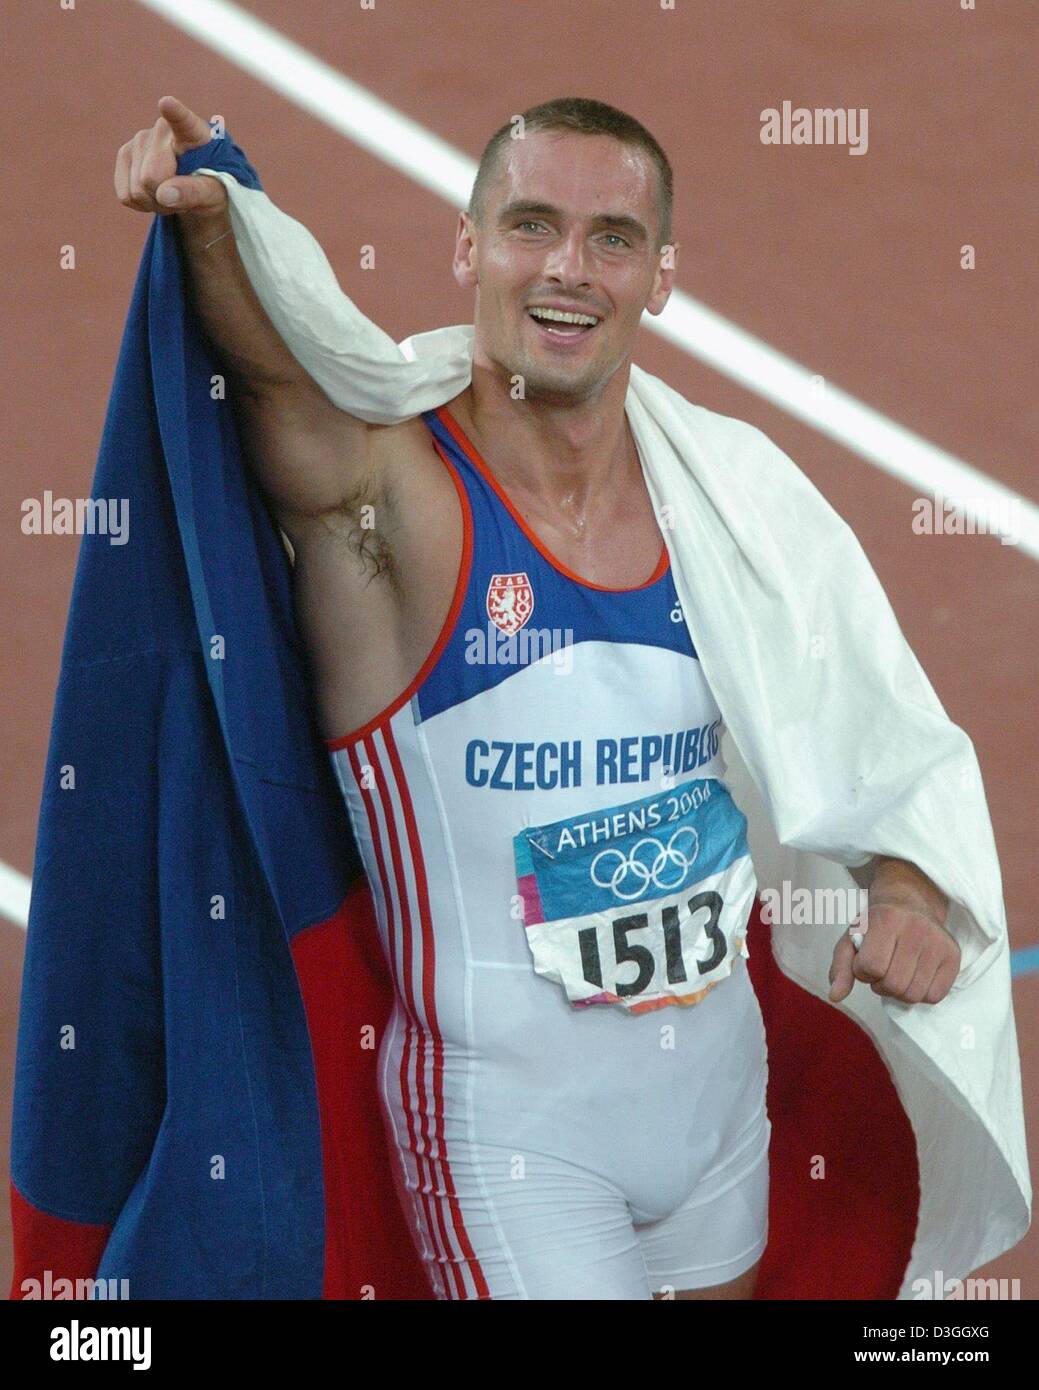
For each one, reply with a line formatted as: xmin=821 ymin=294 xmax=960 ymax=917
xmin=114 ymin=96 xmax=228 ymax=217
xmin=828 ymin=900 xmax=961 ymax=1005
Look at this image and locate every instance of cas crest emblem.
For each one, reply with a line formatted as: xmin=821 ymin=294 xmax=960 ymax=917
xmin=486 ymin=572 xmax=534 ymax=635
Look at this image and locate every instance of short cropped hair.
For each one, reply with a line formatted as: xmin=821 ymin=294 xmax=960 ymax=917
xmin=467 ymin=97 xmax=673 ymax=250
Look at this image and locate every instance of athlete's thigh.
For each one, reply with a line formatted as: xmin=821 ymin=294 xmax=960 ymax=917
xmin=660 ymin=1258 xmax=762 ymax=1301
xmin=637 ymin=1139 xmax=770 ymax=1299
xmin=396 ymin=1139 xmax=657 ymax=1300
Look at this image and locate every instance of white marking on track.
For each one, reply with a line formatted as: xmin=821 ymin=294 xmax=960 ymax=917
xmin=0 ymin=861 xmax=31 ymax=928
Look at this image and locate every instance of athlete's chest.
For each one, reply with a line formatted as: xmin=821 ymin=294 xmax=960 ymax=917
xmin=497 ymin=481 xmax=666 ymax=589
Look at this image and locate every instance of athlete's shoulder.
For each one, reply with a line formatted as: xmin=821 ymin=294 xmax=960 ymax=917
xmin=627 ymin=362 xmax=861 ymax=553
xmin=628 ymin=362 xmax=809 ymax=483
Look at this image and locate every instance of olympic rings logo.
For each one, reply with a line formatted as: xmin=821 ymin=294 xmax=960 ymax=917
xmin=590 ymin=828 xmax=700 ymax=902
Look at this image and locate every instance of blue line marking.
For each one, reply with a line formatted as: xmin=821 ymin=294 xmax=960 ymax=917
xmin=1011 ymin=946 xmax=1039 ymax=978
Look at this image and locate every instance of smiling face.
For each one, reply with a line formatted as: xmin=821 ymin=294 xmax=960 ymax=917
xmin=454 ymin=129 xmax=677 ymax=405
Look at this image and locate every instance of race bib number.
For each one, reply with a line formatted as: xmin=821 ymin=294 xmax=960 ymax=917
xmin=513 ymin=779 xmax=756 ymax=1014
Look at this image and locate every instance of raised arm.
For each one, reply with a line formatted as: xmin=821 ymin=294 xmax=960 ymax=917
xmin=114 ymin=96 xmax=371 ymax=533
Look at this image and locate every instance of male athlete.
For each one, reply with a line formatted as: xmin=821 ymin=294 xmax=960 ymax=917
xmin=114 ymin=95 xmax=958 ymax=1301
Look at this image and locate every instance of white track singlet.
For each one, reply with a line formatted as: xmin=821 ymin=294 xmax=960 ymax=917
xmin=327 ymin=405 xmax=772 ymax=1300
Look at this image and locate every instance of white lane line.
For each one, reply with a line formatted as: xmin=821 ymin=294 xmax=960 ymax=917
xmin=135 ymin=0 xmax=475 ymax=203
xmin=134 ymin=0 xmax=1039 ymax=557
xmin=0 ymin=861 xmax=31 ymax=928
xmin=651 ymin=298 xmax=1039 ymax=557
